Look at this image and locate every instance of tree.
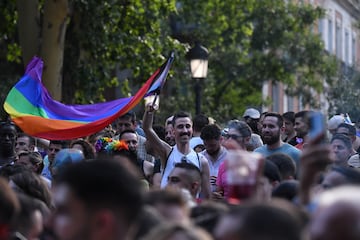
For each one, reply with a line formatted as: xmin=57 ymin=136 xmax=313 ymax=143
xmin=15 ymin=0 xmax=70 ymax=101
xmin=11 ymin=0 xmax=182 ymax=103
xmin=326 ymin=18 xmax=360 ymax=121
xmin=61 ymin=0 xmax=182 ymax=104
xmin=328 ymin=63 xmax=360 ymax=121
xmin=165 ymin=0 xmax=337 ymax=123
xmin=1 ymin=0 xmax=337 ymax=125
xmin=0 ymin=1 xmax=23 ymax=119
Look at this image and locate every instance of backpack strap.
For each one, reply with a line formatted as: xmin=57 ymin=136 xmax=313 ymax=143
xmin=196 ymin=152 xmax=202 ymax=171
xmin=162 ymin=147 xmax=174 ymax=175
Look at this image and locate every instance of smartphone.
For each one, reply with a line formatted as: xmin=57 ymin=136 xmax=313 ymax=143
xmin=308 ymin=111 xmax=325 ymax=141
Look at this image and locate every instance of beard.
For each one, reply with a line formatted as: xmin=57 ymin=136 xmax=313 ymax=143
xmin=296 ymin=131 xmax=305 ymax=138
xmin=207 ymin=147 xmax=220 ymax=157
xmin=262 ymin=132 xmax=280 ymax=145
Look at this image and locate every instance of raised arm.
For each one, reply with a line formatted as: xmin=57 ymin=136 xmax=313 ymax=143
xmin=199 ymin=155 xmax=211 ymax=199
xmin=142 ymin=104 xmax=171 ymax=167
xmin=299 ymin=140 xmax=333 ymax=205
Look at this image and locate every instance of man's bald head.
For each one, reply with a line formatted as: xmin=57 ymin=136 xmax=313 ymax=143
xmin=310 ymin=186 xmax=360 ymax=240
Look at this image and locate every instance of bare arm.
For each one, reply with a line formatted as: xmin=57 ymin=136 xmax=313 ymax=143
xmin=34 ymin=137 xmax=50 ymax=149
xmin=142 ymin=104 xmax=171 ymax=167
xmin=199 ymin=155 xmax=211 ymax=199
xmin=152 ymin=173 xmax=162 ymax=189
xmin=143 ymin=161 xmax=154 ymax=180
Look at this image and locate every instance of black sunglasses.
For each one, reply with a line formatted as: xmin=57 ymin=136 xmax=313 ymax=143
xmin=225 ymin=134 xmax=243 ymax=141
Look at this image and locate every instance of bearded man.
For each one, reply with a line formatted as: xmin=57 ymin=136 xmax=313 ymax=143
xmin=254 ymin=113 xmax=301 ymax=174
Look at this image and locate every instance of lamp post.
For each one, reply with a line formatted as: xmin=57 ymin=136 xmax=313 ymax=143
xmin=186 ymin=43 xmax=209 ymax=115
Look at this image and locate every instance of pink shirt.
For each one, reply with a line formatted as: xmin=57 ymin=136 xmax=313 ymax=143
xmin=216 ymin=161 xmax=229 ymax=198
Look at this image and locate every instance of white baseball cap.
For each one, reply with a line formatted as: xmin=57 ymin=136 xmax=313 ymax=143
xmin=328 ymin=115 xmax=345 ymax=131
xmin=243 ymin=108 xmax=260 ymax=119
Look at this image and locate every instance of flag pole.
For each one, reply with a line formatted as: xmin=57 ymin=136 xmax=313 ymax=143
xmin=151 ymin=93 xmax=158 ymax=107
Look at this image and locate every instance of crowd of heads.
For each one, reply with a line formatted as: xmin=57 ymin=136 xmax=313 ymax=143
xmin=1 ymin=108 xmax=360 ymax=240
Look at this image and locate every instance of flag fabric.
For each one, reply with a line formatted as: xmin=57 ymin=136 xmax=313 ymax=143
xmin=344 ymin=113 xmax=353 ymax=125
xmin=4 ymin=53 xmax=174 ymax=140
xmin=145 ymin=52 xmax=174 ymax=97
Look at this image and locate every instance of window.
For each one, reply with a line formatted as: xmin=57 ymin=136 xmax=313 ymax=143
xmin=271 ymin=83 xmax=279 ymax=113
xmin=335 ymin=23 xmax=342 ymax=58
xmin=298 ymin=95 xmax=303 ymax=111
xmin=287 ymin=95 xmax=294 ymax=112
xmin=318 ymin=19 xmax=323 ymax=38
xmin=328 ymin=19 xmax=333 ymax=53
xmin=352 ymin=36 xmax=357 ymax=66
xmin=345 ymin=31 xmax=349 ymax=64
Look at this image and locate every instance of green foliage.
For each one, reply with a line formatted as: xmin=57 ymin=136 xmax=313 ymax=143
xmin=62 ymin=0 xmax=179 ymax=104
xmin=0 ymin=0 xmax=22 ymax=119
xmin=328 ymin=64 xmax=360 ymax=121
xmin=170 ymin=0 xmax=336 ymax=122
xmin=0 ymin=0 xmax=339 ymax=124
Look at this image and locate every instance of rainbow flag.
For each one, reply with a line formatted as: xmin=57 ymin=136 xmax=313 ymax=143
xmin=4 ymin=53 xmax=174 ymax=140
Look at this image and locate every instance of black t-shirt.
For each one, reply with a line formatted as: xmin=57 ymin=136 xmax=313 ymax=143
xmin=285 ymin=136 xmax=298 ymax=146
xmin=153 ymin=158 xmax=161 ymax=174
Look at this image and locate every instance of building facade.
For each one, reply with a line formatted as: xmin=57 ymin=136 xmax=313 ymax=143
xmin=263 ymin=0 xmax=360 ymax=113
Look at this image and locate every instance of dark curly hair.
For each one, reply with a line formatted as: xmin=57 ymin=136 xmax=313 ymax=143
xmin=70 ymin=139 xmax=96 ymax=160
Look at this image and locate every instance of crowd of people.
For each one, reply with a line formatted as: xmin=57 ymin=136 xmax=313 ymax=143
xmin=1 ymin=105 xmax=360 ymax=240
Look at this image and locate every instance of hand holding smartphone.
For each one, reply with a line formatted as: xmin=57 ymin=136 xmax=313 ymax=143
xmin=308 ymin=111 xmax=326 ymax=143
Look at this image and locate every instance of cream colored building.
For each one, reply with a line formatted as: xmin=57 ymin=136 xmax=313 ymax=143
xmin=262 ymin=0 xmax=360 ymax=113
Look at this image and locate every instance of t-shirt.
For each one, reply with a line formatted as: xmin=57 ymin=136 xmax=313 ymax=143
xmin=41 ymin=164 xmax=52 ymax=181
xmin=254 ymin=143 xmax=301 ymax=168
xmin=153 ymin=158 xmax=161 ymax=174
xmin=249 ymin=133 xmax=263 ymax=150
xmin=295 ymin=142 xmax=304 ymax=150
xmin=201 ymin=146 xmax=227 ymax=192
xmin=216 ymin=161 xmax=229 ymax=198
xmin=284 ymin=136 xmax=298 ymax=146
xmin=201 ymin=147 xmax=227 ymax=177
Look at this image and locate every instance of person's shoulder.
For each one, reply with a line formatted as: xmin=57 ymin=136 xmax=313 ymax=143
xmin=196 ymin=150 xmax=204 ymax=156
xmin=200 ymin=149 xmax=207 ymax=157
xmin=190 ymin=136 xmax=203 ymax=149
xmin=348 ymin=154 xmax=360 ymax=168
xmin=254 ymin=145 xmax=266 ymax=152
xmin=137 ymin=134 xmax=146 ymax=142
xmin=251 ymin=133 xmax=262 ymax=141
xmin=282 ymin=143 xmax=301 ymax=158
xmin=288 ymin=137 xmax=298 ymax=146
xmin=283 ymin=143 xmax=300 ymax=151
xmin=136 ymin=127 xmax=146 ymax=137
xmin=40 ymin=175 xmax=52 ymax=188
xmin=250 ymin=133 xmax=263 ymax=147
xmin=198 ymin=152 xmax=208 ymax=161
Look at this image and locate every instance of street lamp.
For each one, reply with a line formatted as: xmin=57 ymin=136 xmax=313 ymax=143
xmin=186 ymin=43 xmax=209 ymax=115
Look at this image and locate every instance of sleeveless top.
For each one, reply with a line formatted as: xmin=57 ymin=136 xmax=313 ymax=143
xmin=160 ymin=145 xmax=201 ymax=188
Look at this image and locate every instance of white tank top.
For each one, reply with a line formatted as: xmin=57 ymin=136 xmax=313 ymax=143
xmin=160 ymin=145 xmax=201 ymax=188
